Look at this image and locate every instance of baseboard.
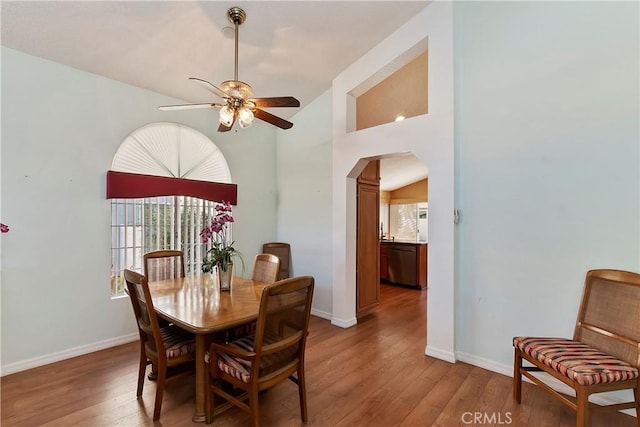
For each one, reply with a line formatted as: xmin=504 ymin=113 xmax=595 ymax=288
xmin=456 ymin=351 xmax=512 ymax=376
xmin=1 ymin=333 xmax=138 ymax=376
xmin=330 ymin=316 xmax=357 ymax=328
xmin=456 ymin=351 xmax=637 ymax=418
xmin=425 ymin=345 xmax=457 ymax=363
xmin=310 ymin=308 xmax=332 ymax=321
xmin=3 ymin=312 xmax=335 ymax=375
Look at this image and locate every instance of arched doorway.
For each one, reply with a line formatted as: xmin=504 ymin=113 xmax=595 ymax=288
xmin=354 ymin=154 xmax=429 ymax=319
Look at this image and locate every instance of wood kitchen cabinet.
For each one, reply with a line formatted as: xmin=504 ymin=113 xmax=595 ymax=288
xmin=379 ymin=244 xmax=389 ymax=281
xmin=356 ymin=160 xmax=380 ymax=318
xmin=358 ymin=159 xmax=380 ymax=185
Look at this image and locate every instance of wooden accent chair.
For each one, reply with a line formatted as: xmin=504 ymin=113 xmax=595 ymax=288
xmin=222 ymin=254 xmax=281 ymax=342
xmin=143 ymin=250 xmax=185 ymax=282
xmin=262 ymin=242 xmax=291 ymax=280
xmin=513 ymin=269 xmax=640 ymax=427
xmin=204 ymin=276 xmax=315 ymax=426
xmin=124 ymin=269 xmax=196 ymax=421
xmin=143 ymin=250 xmax=185 ymax=362
xmin=251 ymin=253 xmax=281 ymax=284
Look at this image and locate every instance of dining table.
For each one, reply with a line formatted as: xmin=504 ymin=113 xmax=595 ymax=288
xmin=148 ymin=274 xmax=268 ymax=423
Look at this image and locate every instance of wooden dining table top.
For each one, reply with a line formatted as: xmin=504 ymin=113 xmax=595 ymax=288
xmin=148 ymin=274 xmax=268 ymax=335
xmin=147 ymin=274 xmax=270 ymax=422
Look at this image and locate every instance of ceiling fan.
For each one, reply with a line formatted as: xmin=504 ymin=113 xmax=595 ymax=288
xmin=159 ymin=7 xmax=300 ymax=132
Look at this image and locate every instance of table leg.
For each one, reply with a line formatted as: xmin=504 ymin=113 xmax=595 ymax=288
xmin=192 ymin=334 xmax=207 ymax=423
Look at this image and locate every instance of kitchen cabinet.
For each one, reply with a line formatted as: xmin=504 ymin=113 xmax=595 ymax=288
xmin=356 ymin=160 xmax=380 ymax=318
xmin=380 ymin=241 xmax=427 ymax=289
xmin=380 ymin=244 xmax=389 ymax=281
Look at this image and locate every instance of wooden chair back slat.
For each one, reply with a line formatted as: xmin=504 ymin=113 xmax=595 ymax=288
xmin=143 ymin=250 xmax=185 ymax=282
xmin=574 ymin=269 xmax=640 ymax=367
xmin=126 ymin=271 xmax=165 ymax=360
xmin=251 ymin=253 xmax=280 ymax=284
xmin=262 ymin=242 xmax=291 ymax=280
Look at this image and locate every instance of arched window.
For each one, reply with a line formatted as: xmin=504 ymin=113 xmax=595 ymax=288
xmin=107 ymin=122 xmax=236 ymax=297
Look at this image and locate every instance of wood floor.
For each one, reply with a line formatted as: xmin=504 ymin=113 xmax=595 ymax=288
xmin=2 ymin=284 xmax=637 ymax=426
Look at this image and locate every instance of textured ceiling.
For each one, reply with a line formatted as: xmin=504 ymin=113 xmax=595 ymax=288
xmin=1 ymin=1 xmax=429 ymax=117
xmin=380 ymin=155 xmax=428 ymax=191
xmin=1 ymin=0 xmax=430 ymax=189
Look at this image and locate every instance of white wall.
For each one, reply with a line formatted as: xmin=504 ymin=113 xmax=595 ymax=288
xmin=0 ymin=47 xmax=279 ymax=373
xmin=453 ymin=0 xmax=640 ymax=377
xmin=276 ymin=89 xmax=333 ymax=318
xmin=331 ymin=2 xmax=456 ymax=360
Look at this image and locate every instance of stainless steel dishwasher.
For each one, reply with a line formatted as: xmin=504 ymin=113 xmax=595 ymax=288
xmin=387 ymin=244 xmax=416 ymax=286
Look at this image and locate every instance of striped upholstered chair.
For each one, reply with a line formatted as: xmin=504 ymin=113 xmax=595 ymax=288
xmin=205 ymin=276 xmax=315 ymax=426
xmin=124 ymin=269 xmax=195 ymax=421
xmin=513 ymin=269 xmax=640 ymax=427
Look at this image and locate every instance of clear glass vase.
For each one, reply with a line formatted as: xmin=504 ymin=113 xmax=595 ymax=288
xmin=217 ymin=261 xmax=233 ymax=291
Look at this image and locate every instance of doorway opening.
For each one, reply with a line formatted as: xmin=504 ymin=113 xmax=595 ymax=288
xmin=354 ymin=153 xmax=428 ymax=326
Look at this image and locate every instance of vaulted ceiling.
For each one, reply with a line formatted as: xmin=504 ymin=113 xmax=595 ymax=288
xmin=1 ymin=0 xmax=430 ymax=190
xmin=1 ymin=1 xmax=429 ymax=117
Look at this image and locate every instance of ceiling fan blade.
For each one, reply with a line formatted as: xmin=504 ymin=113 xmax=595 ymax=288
xmin=159 ymin=103 xmax=220 ymax=111
xmin=189 ymin=77 xmax=229 ymax=99
xmin=251 ymin=96 xmax=300 ymax=108
xmin=253 ymin=108 xmax=294 ymax=130
xmin=218 ymin=122 xmax=232 ymax=132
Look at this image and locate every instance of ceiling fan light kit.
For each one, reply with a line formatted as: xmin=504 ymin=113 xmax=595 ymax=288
xmin=159 ymin=6 xmax=300 ymax=132
xmin=219 ymin=106 xmax=235 ymax=127
xmin=237 ymin=107 xmax=254 ymax=128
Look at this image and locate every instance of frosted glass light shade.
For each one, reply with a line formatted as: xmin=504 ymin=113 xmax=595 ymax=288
xmin=219 ymin=106 xmax=235 ymax=127
xmin=238 ymin=107 xmax=254 ymax=128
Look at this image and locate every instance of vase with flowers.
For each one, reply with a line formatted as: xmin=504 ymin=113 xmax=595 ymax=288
xmin=200 ymin=201 xmax=244 ymax=291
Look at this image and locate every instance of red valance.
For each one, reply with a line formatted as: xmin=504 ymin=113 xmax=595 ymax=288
xmin=106 ymin=171 xmax=237 ymax=204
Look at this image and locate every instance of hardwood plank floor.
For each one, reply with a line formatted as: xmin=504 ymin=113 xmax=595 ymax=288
xmin=2 ymin=284 xmax=637 ymax=426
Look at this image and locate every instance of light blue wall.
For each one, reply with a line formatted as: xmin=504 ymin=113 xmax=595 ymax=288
xmin=453 ymin=1 xmax=639 ymax=368
xmin=0 ymin=47 xmax=278 ymax=370
xmin=276 ymin=88 xmax=333 ymax=318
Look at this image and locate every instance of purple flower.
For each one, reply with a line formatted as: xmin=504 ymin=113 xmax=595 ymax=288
xmin=200 ymin=201 xmax=243 ymax=273
xmin=0 ymin=223 xmax=9 ymax=233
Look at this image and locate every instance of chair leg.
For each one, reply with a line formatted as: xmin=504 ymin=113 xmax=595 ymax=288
xmin=153 ymin=368 xmax=166 ymax=421
xmin=575 ymin=387 xmax=589 ymax=427
xmin=136 ymin=346 xmax=147 ymax=397
xmin=634 ymin=385 xmax=640 ymax=427
xmin=148 ymin=366 xmax=158 ymax=381
xmin=249 ymin=386 xmax=260 ymax=427
xmin=297 ymin=367 xmax=308 ymax=422
xmin=205 ymin=364 xmax=213 ymax=424
xmin=513 ymin=348 xmax=522 ymax=403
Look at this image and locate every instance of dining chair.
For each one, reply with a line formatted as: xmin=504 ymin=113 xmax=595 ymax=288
xmin=262 ymin=242 xmax=291 ymax=280
xmin=251 ymin=253 xmax=281 ymax=284
xmin=142 ymin=250 xmax=184 ymax=363
xmin=222 ymin=253 xmax=281 ymax=343
xmin=204 ymin=276 xmax=315 ymax=426
xmin=143 ymin=249 xmax=185 ymax=282
xmin=124 ymin=269 xmax=196 ymax=421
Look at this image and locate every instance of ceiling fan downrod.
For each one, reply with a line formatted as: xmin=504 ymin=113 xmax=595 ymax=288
xmin=158 ymin=5 xmax=299 ymax=131
xmin=227 ymin=7 xmax=246 ymax=82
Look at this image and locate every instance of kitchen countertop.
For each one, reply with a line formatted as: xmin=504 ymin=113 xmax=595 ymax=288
xmin=380 ymin=240 xmax=427 ymax=245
